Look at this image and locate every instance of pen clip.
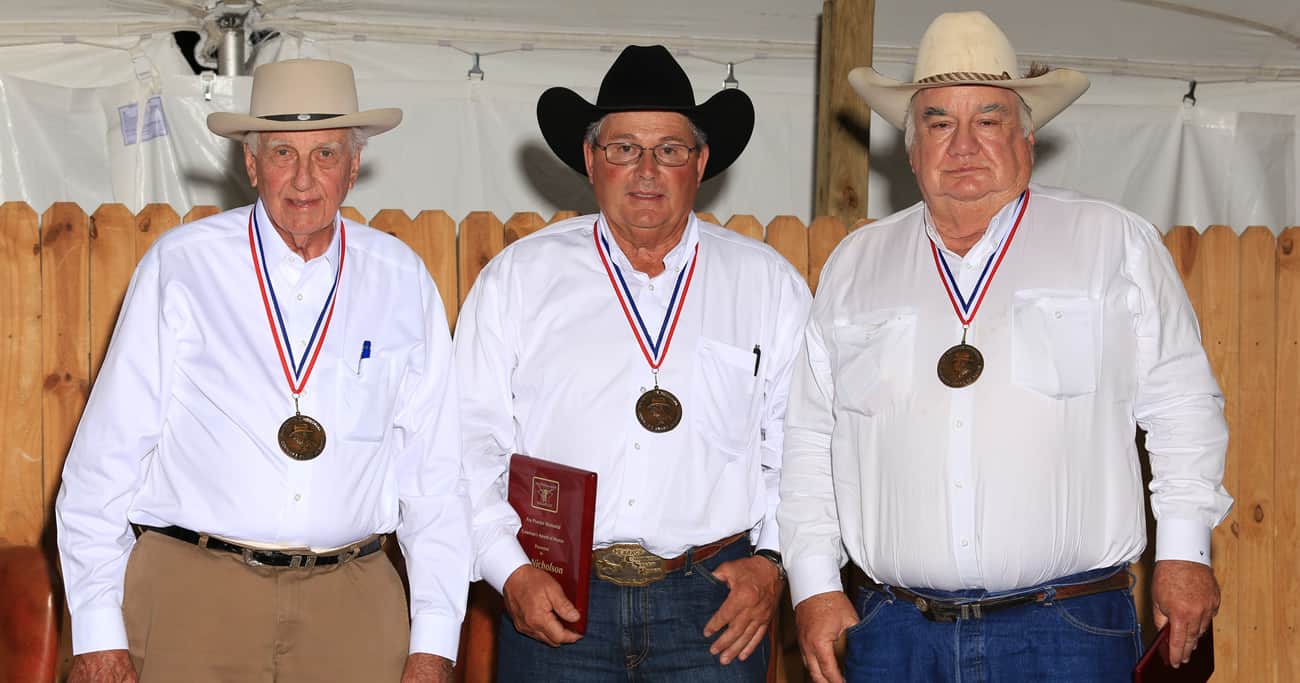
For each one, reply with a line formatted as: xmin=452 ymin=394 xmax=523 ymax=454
xmin=752 ymin=344 xmax=761 ymax=376
xmin=357 ymin=340 xmax=371 ymax=374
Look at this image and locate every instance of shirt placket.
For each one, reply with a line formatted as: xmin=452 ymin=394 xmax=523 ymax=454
xmin=945 ymin=246 xmax=990 ymax=587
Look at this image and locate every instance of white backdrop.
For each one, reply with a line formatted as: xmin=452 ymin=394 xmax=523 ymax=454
xmin=0 ymin=32 xmax=1296 ymax=231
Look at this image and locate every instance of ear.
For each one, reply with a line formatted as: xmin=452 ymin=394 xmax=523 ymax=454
xmin=695 ymin=144 xmax=710 ymax=183
xmin=243 ymin=143 xmax=258 ymax=187
xmin=582 ymin=143 xmax=597 ymax=186
xmin=347 ymin=148 xmax=362 ymax=190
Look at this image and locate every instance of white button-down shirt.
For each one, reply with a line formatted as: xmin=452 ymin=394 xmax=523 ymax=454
xmin=779 ymin=184 xmax=1232 ymax=606
xmin=56 ymin=202 xmax=470 ymax=658
xmin=457 ymin=213 xmax=812 ymax=591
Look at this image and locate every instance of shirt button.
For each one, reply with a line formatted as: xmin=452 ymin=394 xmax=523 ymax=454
xmin=1055 ymin=311 xmax=1064 ymax=319
xmin=293 ymin=494 xmax=302 ymax=502
xmin=634 ymin=442 xmax=641 ymax=450
xmin=296 ymin=293 xmax=304 ymax=301
xmin=640 ymin=386 xmax=647 ymax=393
xmin=628 ymin=499 xmax=636 ymax=507
xmin=960 ymin=538 xmax=970 ymax=548
xmin=954 ymin=419 xmax=964 ymax=429
xmin=648 ymin=284 xmax=655 ymax=291
xmin=955 ymin=480 xmax=964 ymax=489
xmin=297 ymin=339 xmax=307 ymax=347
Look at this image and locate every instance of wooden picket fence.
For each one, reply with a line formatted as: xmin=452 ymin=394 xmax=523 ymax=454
xmin=0 ymin=201 xmax=1296 ymax=682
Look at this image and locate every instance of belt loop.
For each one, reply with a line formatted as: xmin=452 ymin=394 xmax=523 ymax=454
xmin=289 ymin=555 xmax=302 ymax=569
xmin=683 ymin=546 xmax=695 ymax=576
xmin=197 ymin=533 xmax=210 ymax=549
xmin=304 ymin=555 xmax=317 ymax=569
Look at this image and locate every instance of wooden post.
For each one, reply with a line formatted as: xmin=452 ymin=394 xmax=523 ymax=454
xmin=814 ymin=0 xmax=875 ymax=225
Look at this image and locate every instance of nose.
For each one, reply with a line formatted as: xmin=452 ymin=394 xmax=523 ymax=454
xmin=949 ymin=123 xmax=978 ymax=156
xmin=292 ymin=156 xmax=313 ymax=191
xmin=634 ymin=148 xmax=660 ymax=178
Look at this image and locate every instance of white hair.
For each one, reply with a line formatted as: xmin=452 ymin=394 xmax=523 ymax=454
xmin=243 ymin=127 xmax=370 ymax=155
xmin=902 ymin=91 xmax=1033 ymax=153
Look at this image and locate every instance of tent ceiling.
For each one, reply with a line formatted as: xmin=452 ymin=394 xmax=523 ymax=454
xmin=0 ymin=1 xmax=1296 ymax=79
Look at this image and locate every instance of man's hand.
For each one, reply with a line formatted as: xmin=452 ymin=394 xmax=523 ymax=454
xmin=1152 ymin=559 xmax=1219 ymax=668
xmin=501 ymin=564 xmax=583 ymax=646
xmin=794 ymin=591 xmax=858 ymax=683
xmin=702 ymin=556 xmax=783 ymax=665
xmin=400 ymin=653 xmax=454 ymax=683
xmin=67 ymin=650 xmax=138 ymax=683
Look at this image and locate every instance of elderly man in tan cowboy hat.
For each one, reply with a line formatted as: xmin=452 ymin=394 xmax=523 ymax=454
xmin=455 ymin=45 xmax=811 ymax=680
xmin=56 ymin=59 xmax=469 ymax=682
xmin=779 ymin=11 xmax=1231 ymax=683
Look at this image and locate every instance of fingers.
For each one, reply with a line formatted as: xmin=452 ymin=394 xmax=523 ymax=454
xmin=703 ymin=595 xmax=741 ymax=638
xmin=503 ymin=567 xmax=583 ymax=646
xmin=809 ymin=640 xmax=845 ymax=683
xmin=712 ymin=619 xmax=765 ymax=665
xmin=735 ymin=623 xmax=770 ymax=662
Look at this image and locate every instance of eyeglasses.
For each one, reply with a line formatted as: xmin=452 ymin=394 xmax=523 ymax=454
xmin=592 ymin=141 xmax=698 ymax=167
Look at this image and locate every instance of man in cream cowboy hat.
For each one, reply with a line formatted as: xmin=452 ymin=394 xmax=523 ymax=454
xmin=779 ymin=11 xmax=1230 ymax=682
xmin=57 ymin=59 xmax=469 ymax=682
xmin=456 ymin=45 xmax=810 ymax=680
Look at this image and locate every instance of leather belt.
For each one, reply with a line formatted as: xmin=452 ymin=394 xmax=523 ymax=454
xmin=134 ymin=524 xmax=383 ymax=568
xmin=592 ymin=532 xmax=748 ymax=587
xmin=867 ymin=570 xmax=1133 ymax=623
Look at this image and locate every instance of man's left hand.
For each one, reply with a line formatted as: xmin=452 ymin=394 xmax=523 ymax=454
xmin=702 ymin=556 xmax=783 ymax=665
xmin=1151 ymin=559 xmax=1220 ymax=668
xmin=400 ymin=653 xmax=454 ymax=683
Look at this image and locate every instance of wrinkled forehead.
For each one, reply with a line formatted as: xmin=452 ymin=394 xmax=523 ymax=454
xmin=911 ymin=84 xmax=1022 ymax=115
xmin=597 ymin=110 xmax=697 ymax=140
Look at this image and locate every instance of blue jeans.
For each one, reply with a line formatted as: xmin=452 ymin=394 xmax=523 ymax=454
xmin=497 ymin=540 xmax=768 ymax=682
xmin=844 ymin=565 xmax=1141 ymax=682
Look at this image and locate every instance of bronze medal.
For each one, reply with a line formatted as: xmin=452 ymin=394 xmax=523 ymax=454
xmin=937 ymin=343 xmax=984 ymax=388
xmin=278 ymin=413 xmax=327 ymax=461
xmin=636 ymin=387 xmax=682 ymax=433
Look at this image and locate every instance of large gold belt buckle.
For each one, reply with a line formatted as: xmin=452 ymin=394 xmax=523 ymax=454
xmin=593 ymin=544 xmax=667 ymax=586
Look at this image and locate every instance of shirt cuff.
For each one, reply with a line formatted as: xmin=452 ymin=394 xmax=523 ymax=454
xmin=753 ymin=516 xmax=780 ymax=553
xmin=409 ymin=614 xmax=462 ymax=661
xmin=1154 ymin=518 xmax=1213 ymax=566
xmin=479 ymin=535 xmax=532 ymax=594
xmin=787 ymin=554 xmax=845 ymax=607
xmin=70 ymin=606 xmax=129 ymax=655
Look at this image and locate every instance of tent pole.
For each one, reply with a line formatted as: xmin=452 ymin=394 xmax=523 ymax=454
xmin=216 ymin=13 xmax=246 ymax=77
xmin=814 ymin=0 xmax=874 ymax=225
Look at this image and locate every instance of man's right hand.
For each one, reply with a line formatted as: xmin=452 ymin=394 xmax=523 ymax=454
xmin=794 ymin=591 xmax=858 ymax=683
xmin=67 ymin=650 xmax=138 ymax=683
xmin=501 ymin=564 xmax=583 ymax=646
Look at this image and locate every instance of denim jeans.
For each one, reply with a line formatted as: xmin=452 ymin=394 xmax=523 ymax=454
xmin=844 ymin=565 xmax=1141 ymax=683
xmin=496 ymin=540 xmax=768 ymax=682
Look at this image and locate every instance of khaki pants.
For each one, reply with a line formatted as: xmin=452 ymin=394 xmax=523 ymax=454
xmin=123 ymin=530 xmax=409 ymax=682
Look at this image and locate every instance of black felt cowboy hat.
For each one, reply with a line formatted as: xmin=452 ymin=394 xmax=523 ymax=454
xmin=536 ymin=45 xmax=755 ymax=180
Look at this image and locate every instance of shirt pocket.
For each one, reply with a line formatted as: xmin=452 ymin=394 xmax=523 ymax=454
xmin=336 ymin=358 xmax=395 ymax=442
xmin=690 ymin=337 xmax=762 ymax=457
xmin=831 ymin=308 xmax=916 ymax=416
xmin=1011 ymin=289 xmax=1100 ymax=399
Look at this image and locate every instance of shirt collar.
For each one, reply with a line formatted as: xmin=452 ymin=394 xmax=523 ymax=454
xmin=596 ymin=212 xmax=700 ymax=277
xmin=923 ymin=190 xmax=1026 ymax=260
xmin=253 ymin=199 xmax=342 ymax=269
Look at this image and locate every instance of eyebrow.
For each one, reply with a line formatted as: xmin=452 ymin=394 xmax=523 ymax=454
xmin=980 ymin=103 xmax=1010 ymax=114
xmin=922 ymin=106 xmax=948 ymax=118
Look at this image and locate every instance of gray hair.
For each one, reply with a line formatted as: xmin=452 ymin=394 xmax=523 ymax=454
xmin=243 ymin=127 xmax=370 ymax=155
xmin=583 ymin=114 xmax=709 ymax=149
xmin=902 ymin=92 xmax=1033 ymax=153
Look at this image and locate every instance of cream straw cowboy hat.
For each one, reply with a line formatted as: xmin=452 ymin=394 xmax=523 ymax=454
xmin=848 ymin=11 xmax=1089 ymax=131
xmin=207 ymin=59 xmax=401 ymax=141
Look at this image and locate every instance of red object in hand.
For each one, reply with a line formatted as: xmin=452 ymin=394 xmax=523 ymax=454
xmin=1135 ymin=623 xmax=1215 ymax=683
xmin=507 ymin=454 xmax=597 ymax=634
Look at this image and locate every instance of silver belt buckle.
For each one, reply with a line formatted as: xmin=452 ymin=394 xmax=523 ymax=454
xmin=593 ymin=544 xmax=667 ymax=586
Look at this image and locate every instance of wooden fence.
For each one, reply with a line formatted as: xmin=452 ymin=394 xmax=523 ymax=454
xmin=0 ymin=202 xmax=1295 ymax=682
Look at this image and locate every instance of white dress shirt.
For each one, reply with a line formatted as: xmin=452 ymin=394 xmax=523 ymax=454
xmin=779 ymin=184 xmax=1233 ymax=606
xmin=56 ymin=202 xmax=470 ymax=658
xmin=456 ymin=213 xmax=812 ymax=591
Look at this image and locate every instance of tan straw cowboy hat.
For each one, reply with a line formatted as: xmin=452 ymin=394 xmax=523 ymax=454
xmin=848 ymin=11 xmax=1089 ymax=131
xmin=207 ymin=59 xmax=402 ymax=141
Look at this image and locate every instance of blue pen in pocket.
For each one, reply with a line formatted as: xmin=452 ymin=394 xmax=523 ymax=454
xmin=357 ymin=340 xmax=371 ymax=374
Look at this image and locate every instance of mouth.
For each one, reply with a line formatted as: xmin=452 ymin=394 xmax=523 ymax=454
xmin=627 ymin=191 xmax=664 ymax=201
xmin=285 ymin=198 xmax=321 ymax=210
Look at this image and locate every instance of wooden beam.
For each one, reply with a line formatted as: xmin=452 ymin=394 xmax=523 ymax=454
xmin=815 ymin=0 xmax=875 ymax=225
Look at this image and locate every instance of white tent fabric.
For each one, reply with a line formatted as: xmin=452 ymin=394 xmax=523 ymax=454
xmin=0 ymin=2 xmax=1296 ymax=231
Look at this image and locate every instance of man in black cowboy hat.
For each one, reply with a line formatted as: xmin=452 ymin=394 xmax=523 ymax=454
xmin=57 ymin=59 xmax=468 ymax=682
xmin=456 ymin=45 xmax=811 ymax=680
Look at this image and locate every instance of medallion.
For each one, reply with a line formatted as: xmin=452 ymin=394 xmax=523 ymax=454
xmin=937 ymin=343 xmax=984 ymax=388
xmin=636 ymin=387 xmax=683 ymax=433
xmin=278 ymin=413 xmax=327 ymax=461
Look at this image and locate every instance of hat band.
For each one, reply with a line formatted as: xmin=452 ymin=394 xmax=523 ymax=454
xmin=916 ymin=71 xmax=1013 ymax=84
xmin=258 ymin=113 xmax=347 ymax=122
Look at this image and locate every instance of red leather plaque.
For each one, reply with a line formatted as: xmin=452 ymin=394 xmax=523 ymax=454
xmin=507 ymin=454 xmax=597 ymax=634
xmin=1134 ymin=623 xmax=1214 ymax=683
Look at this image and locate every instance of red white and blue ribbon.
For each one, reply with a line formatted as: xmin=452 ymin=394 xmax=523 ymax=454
xmin=593 ymin=220 xmax=699 ymax=373
xmin=929 ymin=190 xmax=1029 ymax=327
xmin=248 ymin=206 xmax=345 ymax=396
